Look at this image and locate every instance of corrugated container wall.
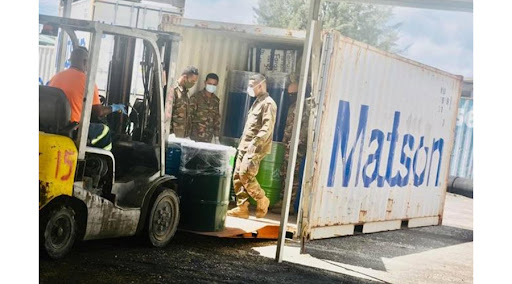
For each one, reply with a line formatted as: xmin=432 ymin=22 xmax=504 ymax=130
xmin=303 ymin=32 xmax=463 ymax=240
xmin=39 ymin=46 xmax=57 ymax=85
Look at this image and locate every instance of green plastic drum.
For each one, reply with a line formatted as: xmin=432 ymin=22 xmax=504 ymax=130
xmin=250 ymin=142 xmax=285 ymax=207
xmin=179 ymin=174 xmax=232 ymax=232
xmin=178 ymin=142 xmax=236 ymax=232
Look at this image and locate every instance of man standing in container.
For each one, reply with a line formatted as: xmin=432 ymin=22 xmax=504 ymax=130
xmin=189 ymin=73 xmax=221 ymax=143
xmin=170 ymin=66 xmax=199 ymax=138
xmin=227 ymin=74 xmax=277 ymax=219
xmin=272 ymin=76 xmax=310 ymax=215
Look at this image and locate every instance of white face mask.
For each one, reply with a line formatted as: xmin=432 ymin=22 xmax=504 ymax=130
xmin=247 ymin=87 xmax=256 ymax=97
xmin=205 ymin=84 xmax=217 ymax=93
xmin=247 ymin=79 xmax=265 ymax=97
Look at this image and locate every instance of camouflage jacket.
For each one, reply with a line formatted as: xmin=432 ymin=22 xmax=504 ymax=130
xmin=189 ymin=89 xmax=221 ymax=142
xmin=238 ymin=92 xmax=277 ymax=155
xmin=170 ymin=83 xmax=190 ymax=138
xmin=282 ymin=99 xmax=310 ymax=155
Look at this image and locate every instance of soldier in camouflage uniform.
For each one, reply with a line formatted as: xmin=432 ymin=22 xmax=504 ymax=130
xmin=189 ymin=73 xmax=221 ymax=143
xmin=272 ymin=78 xmax=310 ymax=215
xmin=170 ymin=66 xmax=199 ymax=138
xmin=227 ymin=74 xmax=277 ymax=219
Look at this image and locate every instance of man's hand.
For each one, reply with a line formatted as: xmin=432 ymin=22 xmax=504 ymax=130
xmin=111 ymin=104 xmax=127 ymax=115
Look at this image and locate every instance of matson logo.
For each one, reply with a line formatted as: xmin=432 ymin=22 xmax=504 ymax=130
xmin=327 ymin=100 xmax=445 ymax=188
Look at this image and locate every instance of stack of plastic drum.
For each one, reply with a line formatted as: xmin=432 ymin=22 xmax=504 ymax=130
xmin=266 ymin=72 xmax=290 ymax=142
xmin=222 ymin=70 xmax=257 ymax=139
xmin=223 ymin=70 xmax=290 ymax=142
xmin=178 ymin=141 xmax=237 ymax=232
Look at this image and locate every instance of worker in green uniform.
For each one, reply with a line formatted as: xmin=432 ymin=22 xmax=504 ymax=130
xmin=272 ymin=75 xmax=310 ymax=215
xmin=170 ymin=66 xmax=199 ymax=138
xmin=189 ymin=73 xmax=221 ymax=143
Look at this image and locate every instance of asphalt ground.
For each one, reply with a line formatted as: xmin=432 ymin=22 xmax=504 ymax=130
xmin=40 ymin=193 xmax=472 ymax=283
xmin=40 ymin=232 xmax=375 ymax=284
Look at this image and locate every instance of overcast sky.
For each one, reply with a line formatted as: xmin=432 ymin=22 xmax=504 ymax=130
xmin=39 ymin=0 xmax=473 ymax=77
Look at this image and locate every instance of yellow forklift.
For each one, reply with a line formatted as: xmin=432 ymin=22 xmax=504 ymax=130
xmin=39 ymin=15 xmax=182 ymax=259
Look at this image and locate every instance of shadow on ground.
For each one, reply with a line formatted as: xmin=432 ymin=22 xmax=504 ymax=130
xmin=40 ymin=231 xmax=376 ymax=284
xmin=295 ymin=225 xmax=473 ymax=271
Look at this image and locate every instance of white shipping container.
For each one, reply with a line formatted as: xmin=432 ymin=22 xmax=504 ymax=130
xmin=158 ymin=19 xmax=463 ymax=239
xmin=300 ymin=32 xmax=463 ymax=240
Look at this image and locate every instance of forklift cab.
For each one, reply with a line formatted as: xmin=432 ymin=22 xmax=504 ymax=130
xmin=39 ymin=15 xmax=182 ymax=259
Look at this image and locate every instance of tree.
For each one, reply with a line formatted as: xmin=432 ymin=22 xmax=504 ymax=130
xmin=254 ymin=0 xmax=401 ymax=52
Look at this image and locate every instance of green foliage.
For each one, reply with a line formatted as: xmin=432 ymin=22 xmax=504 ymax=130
xmin=254 ymin=0 xmax=401 ymax=52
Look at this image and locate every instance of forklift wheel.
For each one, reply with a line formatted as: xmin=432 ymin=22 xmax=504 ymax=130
xmin=147 ymin=189 xmax=180 ymax=247
xmin=41 ymin=206 xmax=77 ymax=259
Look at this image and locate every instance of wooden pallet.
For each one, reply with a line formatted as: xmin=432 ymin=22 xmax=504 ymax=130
xmin=183 ymin=213 xmax=297 ymax=239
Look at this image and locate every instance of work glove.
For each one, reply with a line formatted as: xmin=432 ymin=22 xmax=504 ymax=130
xmin=111 ymin=104 xmax=127 ymax=115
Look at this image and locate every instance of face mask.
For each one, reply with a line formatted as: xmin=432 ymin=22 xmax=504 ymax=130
xmin=247 ymin=79 xmax=265 ymax=97
xmin=247 ymin=87 xmax=256 ymax=97
xmin=205 ymin=84 xmax=217 ymax=93
xmin=184 ymin=80 xmax=195 ymax=89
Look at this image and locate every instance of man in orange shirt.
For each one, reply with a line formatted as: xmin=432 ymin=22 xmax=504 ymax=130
xmin=49 ymin=47 xmax=126 ymax=150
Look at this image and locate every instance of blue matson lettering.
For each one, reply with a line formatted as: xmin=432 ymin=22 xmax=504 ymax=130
xmin=327 ymin=100 xmax=444 ymax=188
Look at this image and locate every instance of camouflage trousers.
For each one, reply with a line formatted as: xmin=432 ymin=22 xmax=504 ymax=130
xmin=190 ymin=126 xmax=214 ymax=143
xmin=280 ymin=145 xmax=306 ymax=204
xmin=233 ymin=150 xmax=267 ymax=206
xmin=171 ymin=125 xmax=187 ymax=138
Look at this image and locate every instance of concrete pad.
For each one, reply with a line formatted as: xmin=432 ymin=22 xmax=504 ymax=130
xmin=253 ymin=193 xmax=473 ymax=283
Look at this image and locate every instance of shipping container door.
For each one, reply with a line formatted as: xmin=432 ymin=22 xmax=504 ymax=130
xmin=299 ymin=31 xmax=462 ymax=241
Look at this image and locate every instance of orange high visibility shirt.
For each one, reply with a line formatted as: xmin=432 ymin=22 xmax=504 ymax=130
xmin=49 ymin=67 xmax=101 ymax=123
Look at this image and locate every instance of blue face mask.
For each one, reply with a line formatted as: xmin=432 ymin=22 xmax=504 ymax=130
xmin=206 ymin=84 xmax=217 ymax=93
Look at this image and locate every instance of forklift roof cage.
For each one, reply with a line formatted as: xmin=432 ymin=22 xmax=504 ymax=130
xmin=39 ymin=15 xmax=181 ymax=172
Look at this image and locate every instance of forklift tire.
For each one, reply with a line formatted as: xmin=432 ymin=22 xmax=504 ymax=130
xmin=147 ymin=189 xmax=180 ymax=247
xmin=41 ymin=206 xmax=77 ymax=259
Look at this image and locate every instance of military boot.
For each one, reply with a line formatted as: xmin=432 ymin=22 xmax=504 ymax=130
xmin=227 ymin=202 xmax=249 ymax=219
xmin=255 ymin=196 xmax=270 ymax=218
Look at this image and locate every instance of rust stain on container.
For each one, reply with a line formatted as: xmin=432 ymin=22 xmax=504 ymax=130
xmin=359 ymin=210 xmax=367 ymax=222
xmin=386 ymin=199 xmax=394 ymax=212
